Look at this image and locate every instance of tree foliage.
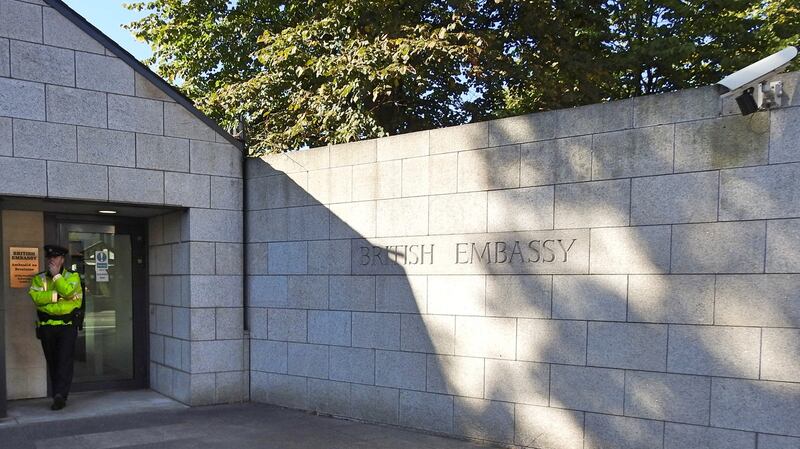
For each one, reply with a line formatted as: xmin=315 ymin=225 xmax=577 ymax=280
xmin=125 ymin=0 xmax=799 ymax=155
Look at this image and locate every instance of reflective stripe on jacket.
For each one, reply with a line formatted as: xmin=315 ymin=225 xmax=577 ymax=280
xmin=29 ymin=270 xmax=83 ymax=326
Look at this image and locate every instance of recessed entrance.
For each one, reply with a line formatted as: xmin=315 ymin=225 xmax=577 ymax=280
xmin=44 ymin=215 xmax=149 ymax=392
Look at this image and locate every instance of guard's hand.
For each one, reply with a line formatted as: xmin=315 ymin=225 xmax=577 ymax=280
xmin=48 ymin=260 xmax=60 ymax=277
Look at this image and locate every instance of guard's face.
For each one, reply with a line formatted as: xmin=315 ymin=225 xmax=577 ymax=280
xmin=47 ymin=255 xmax=65 ymax=270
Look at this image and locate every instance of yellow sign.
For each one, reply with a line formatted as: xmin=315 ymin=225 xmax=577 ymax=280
xmin=10 ymin=247 xmax=39 ymax=288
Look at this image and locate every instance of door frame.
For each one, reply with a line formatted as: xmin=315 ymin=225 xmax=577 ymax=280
xmin=44 ymin=213 xmax=149 ymax=392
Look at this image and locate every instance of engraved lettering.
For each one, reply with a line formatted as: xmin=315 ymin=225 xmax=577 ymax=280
xmin=360 ymin=246 xmax=371 ymax=266
xmin=542 ymin=240 xmax=556 ymax=262
xmin=558 ymin=238 xmax=577 ymax=262
xmin=510 ymin=241 xmax=524 ymax=263
xmin=455 ymin=243 xmax=470 ymax=264
xmin=527 ymin=240 xmax=541 ymax=263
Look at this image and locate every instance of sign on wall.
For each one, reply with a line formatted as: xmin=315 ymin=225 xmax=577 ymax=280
xmin=95 ymin=250 xmax=109 ymax=283
xmin=9 ymin=247 xmax=39 ymax=288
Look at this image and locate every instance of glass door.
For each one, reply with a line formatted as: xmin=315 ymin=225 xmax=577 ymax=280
xmin=46 ymin=217 xmax=148 ymax=391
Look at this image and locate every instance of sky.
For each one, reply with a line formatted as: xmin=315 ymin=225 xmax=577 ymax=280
xmin=63 ymin=0 xmax=153 ymax=62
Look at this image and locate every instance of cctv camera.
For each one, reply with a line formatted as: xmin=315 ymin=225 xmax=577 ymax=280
xmin=717 ymin=46 xmax=798 ymax=115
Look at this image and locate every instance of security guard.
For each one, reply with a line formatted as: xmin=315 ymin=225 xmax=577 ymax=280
xmin=28 ymin=244 xmax=83 ymax=411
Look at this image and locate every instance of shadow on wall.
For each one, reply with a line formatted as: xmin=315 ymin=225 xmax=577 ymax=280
xmin=245 ymin=86 xmax=800 ymax=449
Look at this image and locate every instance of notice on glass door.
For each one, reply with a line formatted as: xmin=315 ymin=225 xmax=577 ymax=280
xmin=95 ymin=250 xmax=109 ymax=282
xmin=10 ymin=247 xmax=39 ymax=288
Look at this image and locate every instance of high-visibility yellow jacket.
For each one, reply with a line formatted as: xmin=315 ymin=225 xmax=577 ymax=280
xmin=28 ymin=269 xmax=83 ymax=326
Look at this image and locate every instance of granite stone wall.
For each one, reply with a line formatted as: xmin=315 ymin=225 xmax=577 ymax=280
xmin=0 ymin=0 xmax=245 ymax=405
xmin=246 ymin=73 xmax=800 ymax=448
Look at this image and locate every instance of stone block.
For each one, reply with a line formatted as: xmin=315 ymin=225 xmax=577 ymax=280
xmin=515 ymin=404 xmax=584 ymax=449
xmin=556 ymin=99 xmax=633 ymax=138
xmin=428 ymin=275 xmax=484 ymax=315
xmin=0 ymin=117 xmax=9 ymax=156
xmin=351 ymin=384 xmax=398 ymax=424
xmin=520 ymin=135 xmax=592 ymax=187
xmin=430 ymin=121 xmax=488 ymax=154
xmin=188 ymin=275 xmax=242 ymax=307
xmin=267 ymin=309 xmax=306 ymax=342
xmin=149 ymin=245 xmax=171 ymax=275
xmin=246 ymin=175 xmax=269 ymax=210
xmin=715 ymin=275 xmax=800 ymax=327
xmin=352 ymin=160 xmax=402 ymax=201
xmin=256 ymin=373 xmax=307 ymax=409
xmin=761 ymin=328 xmax=800 ymax=382
xmin=668 ymin=325 xmax=760 ymax=378
xmin=377 ymin=129 xmax=429 ymax=161
xmin=672 ymin=221 xmax=766 ymax=273
xmin=0 ymin=38 xmax=6 ymax=77
xmin=517 ymin=318 xmax=587 ymax=365
xmin=109 ymin=167 xmax=164 ymax=204
xmin=329 ymin=276 xmax=375 ymax=311
xmin=287 ymin=343 xmax=328 ymax=379
xmin=711 ymin=378 xmax=800 ymax=437
xmin=308 ymin=378 xmax=351 ymax=416
xmin=376 ymin=196 xmax=428 ymax=237
xmin=400 ymin=314 xmax=454 ymax=354
xmin=215 ymin=307 xmax=242 ymax=339
xmin=0 ymin=0 xmax=42 ymax=42
xmin=329 ymin=201 xmax=375 ymax=238
xmin=287 ymin=206 xmax=329 ymax=241
xmin=266 ymin=242 xmax=307 ymax=275
xmin=329 ymin=139 xmax=376 ymax=166
xmin=675 ymin=113 xmax=769 ymax=172
xmin=627 ymin=275 xmax=715 ymax=324
xmin=249 ymin=276 xmax=289 ymax=308
xmin=307 ymin=310 xmax=351 ymax=346
xmin=376 ymin=275 xmax=426 ymax=313
xmin=163 ymin=211 xmax=183 ymax=243
xmin=164 ymin=172 xmax=210 ymax=208
xmin=329 ymin=346 xmax=374 ymax=384
xmin=487 ymin=186 xmax=554 ymax=232
xmin=135 ymin=134 xmax=190 ymax=172
xmin=631 ymin=171 xmax=719 ymax=225
xmin=149 ymin=275 xmax=164 ymax=304
xmin=376 ymin=350 xmax=426 ymax=390
xmin=190 ymin=140 xmax=242 ymax=178
xmin=215 ymin=371 xmax=246 ymax=403
xmin=247 ymin=307 xmax=267 ymax=339
xmin=281 ymin=146 xmax=330 ymax=172
xmin=720 ymin=163 xmax=800 ymax=221
xmin=210 ymin=177 xmax=242 ymax=210
xmin=663 ymin=423 xmax=755 ymax=449
xmin=455 ymin=316 xmax=515 ymax=359
xmin=553 ymin=274 xmax=627 ymax=321
xmin=429 ymin=191 xmax=487 ymax=235
xmin=179 ymin=242 xmax=215 ymax=275
xmin=0 ymin=77 xmax=44 ymax=120
xmin=555 ymin=179 xmax=630 ymax=229
xmin=135 ymin=73 xmax=172 ymax=101
xmin=245 ymin=243 xmax=268 ymax=275
xmin=306 ymin=240 xmax=349 ymax=277
xmin=164 ymin=102 xmax=216 ymax=141
xmin=484 ymin=359 xmax=548 ymax=405
xmin=10 ymin=40 xmax=74 ymax=86
xmin=352 ymin=312 xmax=400 ymax=350
xmin=767 ymin=219 xmax=800 ymax=273
xmin=108 ymin=94 xmax=163 ymax=134
xmin=457 ymin=145 xmax=520 ymax=192
xmin=485 ymin=275 xmax=550 ymax=319
xmin=13 ymin=119 xmax=76 ymax=161
xmin=247 ymin=209 xmax=287 ymax=243
xmin=592 ymin=124 xmax=674 ymax=179
xmin=190 ymin=339 xmax=243 ymax=373
xmin=75 ymin=51 xmax=134 ymax=95
xmin=287 ymin=275 xmax=328 ymax=309
xmin=307 ymin=166 xmax=353 ymax=205
xmin=488 ymin=110 xmax=557 ymax=146
xmin=590 ymin=226 xmax=672 ymax=274
xmin=453 ymin=397 xmax=514 ymax=444
xmin=163 ymin=337 xmax=182 ymax=369
xmin=770 ymin=106 xmax=800 ymax=163
xmin=77 ymin=126 xmax=135 ymax=167
xmin=401 ymin=153 xmax=458 ymax=196
xmin=426 ymin=354 xmax=484 ymax=398
xmin=398 ymin=390 xmax=453 ymax=434
xmin=214 ymin=243 xmax=242 ymax=275
xmin=624 ymin=371 xmax=711 ymax=425
xmin=47 ymin=161 xmax=107 ymax=201
xmin=634 ymin=86 xmax=719 ymax=127
xmin=759 ymin=435 xmax=800 ymax=449
xmin=43 ymin=7 xmax=104 ymax=53
xmin=264 ymin=172 xmax=312 ymax=209
xmin=584 ymin=413 xmax=664 ymax=449
xmin=550 ymin=364 xmax=624 ymax=414
xmin=587 ymin=322 xmax=667 ymax=371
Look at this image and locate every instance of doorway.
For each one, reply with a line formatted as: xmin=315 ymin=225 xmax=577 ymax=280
xmin=44 ymin=214 xmax=148 ymax=392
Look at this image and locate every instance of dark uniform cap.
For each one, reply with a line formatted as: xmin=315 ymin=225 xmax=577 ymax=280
xmin=44 ymin=244 xmax=68 ymax=258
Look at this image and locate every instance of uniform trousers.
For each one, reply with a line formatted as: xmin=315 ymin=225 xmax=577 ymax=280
xmin=39 ymin=324 xmax=78 ymax=399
